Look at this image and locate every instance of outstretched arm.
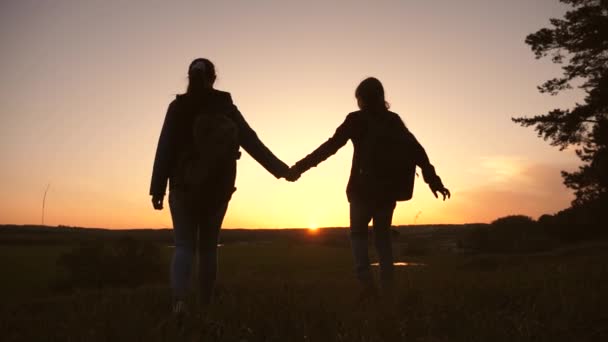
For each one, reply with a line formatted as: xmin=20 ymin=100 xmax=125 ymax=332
xmin=226 ymin=98 xmax=289 ymax=178
xmin=288 ymin=115 xmax=354 ymax=180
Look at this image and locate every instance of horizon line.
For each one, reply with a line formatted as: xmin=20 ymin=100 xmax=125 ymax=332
xmin=0 ymin=223 xmax=488 ymax=231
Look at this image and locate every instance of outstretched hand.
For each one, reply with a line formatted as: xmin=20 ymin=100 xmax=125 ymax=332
xmin=285 ymin=166 xmax=302 ymax=182
xmin=151 ymin=194 xmax=164 ymax=210
xmin=431 ymin=186 xmax=451 ymax=201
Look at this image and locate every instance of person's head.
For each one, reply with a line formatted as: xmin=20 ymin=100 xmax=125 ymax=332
xmin=355 ymin=77 xmax=389 ymax=111
xmin=187 ymin=58 xmax=216 ymax=94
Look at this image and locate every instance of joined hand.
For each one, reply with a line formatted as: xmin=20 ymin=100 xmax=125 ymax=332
xmin=285 ymin=166 xmax=302 ymax=182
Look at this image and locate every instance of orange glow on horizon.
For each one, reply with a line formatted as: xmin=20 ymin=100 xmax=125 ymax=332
xmin=308 ymin=225 xmax=319 ymax=234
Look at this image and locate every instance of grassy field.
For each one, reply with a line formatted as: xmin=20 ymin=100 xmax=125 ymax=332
xmin=1 ymin=231 xmax=607 ymax=341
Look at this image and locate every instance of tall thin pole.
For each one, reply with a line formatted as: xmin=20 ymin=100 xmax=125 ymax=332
xmin=42 ymin=183 xmax=50 ymax=226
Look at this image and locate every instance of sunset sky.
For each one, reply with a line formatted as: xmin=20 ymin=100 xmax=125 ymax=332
xmin=0 ymin=0 xmax=583 ymax=229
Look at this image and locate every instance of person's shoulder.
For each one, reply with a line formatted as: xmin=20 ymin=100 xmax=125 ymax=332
xmin=386 ymin=111 xmax=412 ymax=134
xmin=340 ymin=110 xmax=362 ymax=126
xmin=346 ymin=110 xmax=364 ymax=121
xmin=341 ymin=110 xmax=369 ymax=132
xmin=171 ymin=94 xmax=183 ymax=103
xmin=387 ymin=110 xmax=405 ymax=123
xmin=167 ymin=95 xmax=185 ymax=112
xmin=173 ymin=93 xmax=195 ymax=106
xmin=213 ymin=89 xmax=231 ymax=97
xmin=211 ymin=89 xmax=233 ymax=103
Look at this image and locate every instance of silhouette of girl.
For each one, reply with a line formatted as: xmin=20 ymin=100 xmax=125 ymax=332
xmin=150 ymin=58 xmax=288 ymax=318
xmin=288 ymin=77 xmax=450 ymax=297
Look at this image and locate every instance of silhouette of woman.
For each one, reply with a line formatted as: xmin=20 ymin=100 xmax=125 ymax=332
xmin=287 ymin=77 xmax=450 ymax=298
xmin=150 ymin=58 xmax=288 ymax=317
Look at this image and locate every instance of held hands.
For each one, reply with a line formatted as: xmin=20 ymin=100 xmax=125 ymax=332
xmin=151 ymin=166 xmax=300 ymax=211
xmin=284 ymin=165 xmax=303 ymax=182
xmin=151 ymin=194 xmax=164 ymax=210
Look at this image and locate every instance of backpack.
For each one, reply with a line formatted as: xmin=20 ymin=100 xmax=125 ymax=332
xmin=359 ymin=112 xmax=417 ymax=201
xmin=175 ymin=108 xmax=240 ymax=200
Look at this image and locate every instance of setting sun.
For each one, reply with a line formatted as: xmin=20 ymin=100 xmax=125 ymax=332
xmin=308 ymin=225 xmax=319 ymax=234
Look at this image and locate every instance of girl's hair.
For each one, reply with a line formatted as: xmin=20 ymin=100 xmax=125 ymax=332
xmin=186 ymin=58 xmax=217 ymax=94
xmin=355 ymin=77 xmax=390 ymax=111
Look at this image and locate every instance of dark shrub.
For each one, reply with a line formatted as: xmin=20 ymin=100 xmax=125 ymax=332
xmin=491 ymin=215 xmax=535 ymax=226
xmin=537 ymin=201 xmax=608 ymax=242
xmin=538 ymin=214 xmax=555 ymax=225
xmin=54 ymin=236 xmax=167 ymax=291
xmin=461 ymin=215 xmax=557 ymax=254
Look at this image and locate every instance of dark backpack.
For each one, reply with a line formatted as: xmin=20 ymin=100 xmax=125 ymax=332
xmin=359 ymin=112 xmax=417 ymax=201
xmin=175 ymin=109 xmax=240 ymax=200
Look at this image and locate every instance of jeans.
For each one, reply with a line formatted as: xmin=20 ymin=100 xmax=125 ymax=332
xmin=349 ymin=200 xmax=396 ymax=288
xmin=169 ymin=190 xmax=228 ymax=304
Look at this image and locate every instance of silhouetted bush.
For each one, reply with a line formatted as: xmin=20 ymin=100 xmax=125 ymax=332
xmin=53 ymin=236 xmax=167 ymax=291
xmin=491 ymin=215 xmax=535 ymax=226
xmin=460 ymin=215 xmax=557 ymax=254
xmin=460 ymin=207 xmax=608 ymax=254
xmin=536 ymin=200 xmax=608 ymax=242
xmin=537 ymin=214 xmax=555 ymax=225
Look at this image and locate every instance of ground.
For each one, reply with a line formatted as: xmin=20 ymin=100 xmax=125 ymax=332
xmin=1 ymin=227 xmax=607 ymax=341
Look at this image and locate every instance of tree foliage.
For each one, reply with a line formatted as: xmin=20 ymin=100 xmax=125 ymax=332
xmin=512 ymin=0 xmax=608 ymax=206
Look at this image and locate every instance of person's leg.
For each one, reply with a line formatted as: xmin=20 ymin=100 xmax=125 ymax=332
xmin=197 ymin=201 xmax=229 ymax=306
xmin=169 ymin=191 xmax=197 ymax=301
xmin=372 ymin=201 xmax=397 ymax=291
xmin=349 ymin=201 xmax=374 ymax=286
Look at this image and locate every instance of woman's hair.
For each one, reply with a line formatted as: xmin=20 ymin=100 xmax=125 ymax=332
xmin=186 ymin=58 xmax=217 ymax=94
xmin=355 ymin=77 xmax=390 ymax=111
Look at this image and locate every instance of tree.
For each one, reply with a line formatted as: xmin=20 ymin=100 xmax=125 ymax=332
xmin=512 ymin=0 xmax=608 ymax=207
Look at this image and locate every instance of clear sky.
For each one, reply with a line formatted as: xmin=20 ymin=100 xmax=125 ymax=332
xmin=0 ymin=0 xmax=583 ymax=229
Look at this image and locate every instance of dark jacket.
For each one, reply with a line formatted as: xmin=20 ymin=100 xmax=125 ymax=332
xmin=293 ymin=110 xmax=443 ymax=203
xmin=150 ymin=90 xmax=288 ymax=197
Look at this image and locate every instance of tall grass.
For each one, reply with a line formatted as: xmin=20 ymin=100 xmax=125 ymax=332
xmin=1 ymin=242 xmax=607 ymax=341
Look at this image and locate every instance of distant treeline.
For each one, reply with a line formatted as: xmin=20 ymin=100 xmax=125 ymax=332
xmin=0 ymin=225 xmax=348 ymax=246
xmin=0 ymin=224 xmax=477 ymax=247
xmin=1 ymin=199 xmax=605 ymax=251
